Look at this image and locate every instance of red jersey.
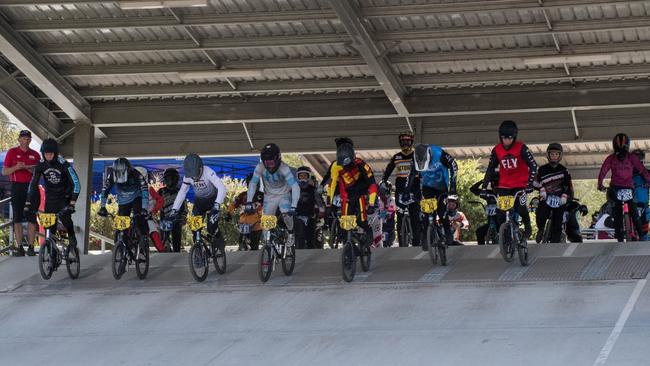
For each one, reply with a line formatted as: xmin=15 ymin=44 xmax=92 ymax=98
xmin=4 ymin=146 xmax=40 ymax=183
xmin=494 ymin=141 xmax=530 ymax=189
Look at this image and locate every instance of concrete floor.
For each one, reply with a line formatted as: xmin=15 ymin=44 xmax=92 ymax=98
xmin=1 ymin=244 xmax=649 ymax=366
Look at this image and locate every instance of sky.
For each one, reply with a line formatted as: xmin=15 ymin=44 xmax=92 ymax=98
xmin=0 ymin=103 xmax=42 ymax=150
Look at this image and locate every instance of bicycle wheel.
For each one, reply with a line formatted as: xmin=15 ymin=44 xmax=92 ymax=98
xmin=259 ymin=244 xmax=273 ymax=283
xmin=135 ymin=241 xmax=149 ymax=280
xmin=38 ymin=240 xmax=54 ymax=280
xmin=400 ymin=216 xmax=413 ymax=247
xmin=498 ymin=222 xmax=515 ymax=263
xmin=427 ymin=224 xmax=438 ymax=265
xmin=281 ymin=245 xmax=296 ymax=276
xmin=211 ymin=235 xmax=227 ymax=274
xmin=188 ymin=243 xmax=209 ymax=282
xmin=111 ymin=242 xmax=127 ymax=280
xmin=360 ymin=241 xmax=372 ymax=272
xmin=437 ymin=228 xmax=448 ymax=267
xmin=66 ymin=245 xmax=80 ymax=280
xmin=517 ymin=232 xmax=529 ymax=267
xmin=341 ymin=241 xmax=356 ymax=282
xmin=543 ymin=220 xmax=552 ymax=243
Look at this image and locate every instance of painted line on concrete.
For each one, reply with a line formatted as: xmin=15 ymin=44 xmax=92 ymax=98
xmin=413 ymin=251 xmax=427 ymax=260
xmin=593 ymin=278 xmax=648 ymax=366
xmin=488 ymin=247 xmax=500 ymax=259
xmin=563 ymin=243 xmax=579 ymax=257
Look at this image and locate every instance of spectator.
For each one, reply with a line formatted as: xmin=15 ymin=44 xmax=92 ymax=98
xmin=446 ymin=195 xmax=469 ymax=245
xmin=2 ymin=130 xmax=40 ymax=256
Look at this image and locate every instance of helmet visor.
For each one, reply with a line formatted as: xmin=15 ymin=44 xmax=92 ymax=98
xmin=113 ymin=168 xmax=128 ymax=184
xmin=414 ymin=146 xmax=430 ymax=171
xmin=336 ymin=143 xmax=355 ymax=166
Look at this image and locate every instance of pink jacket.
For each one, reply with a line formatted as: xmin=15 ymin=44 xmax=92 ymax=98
xmin=598 ymin=153 xmax=650 ymax=189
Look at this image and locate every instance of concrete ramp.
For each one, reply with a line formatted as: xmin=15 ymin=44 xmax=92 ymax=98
xmin=2 ymin=243 xmax=650 ymax=366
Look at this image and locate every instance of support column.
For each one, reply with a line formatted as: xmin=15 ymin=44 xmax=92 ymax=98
xmin=71 ymin=122 xmax=94 ymax=254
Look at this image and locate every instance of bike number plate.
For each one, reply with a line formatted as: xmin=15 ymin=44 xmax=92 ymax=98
xmin=332 ymin=195 xmax=341 ymax=207
xmin=616 ymin=189 xmax=633 ymax=202
xmin=486 ymin=204 xmax=497 ymax=216
xmin=546 ymin=195 xmax=562 ymax=208
xmin=260 ymin=215 xmax=278 ymax=230
xmin=38 ymin=213 xmax=57 ymax=227
xmin=160 ymin=220 xmax=174 ymax=231
xmin=340 ymin=215 xmax=358 ymax=230
xmin=497 ymin=196 xmax=515 ymax=211
xmin=114 ymin=215 xmax=131 ymax=231
xmin=238 ymin=223 xmax=251 ymax=234
xmin=420 ymin=198 xmax=438 ymax=214
xmin=188 ymin=215 xmax=204 ymax=231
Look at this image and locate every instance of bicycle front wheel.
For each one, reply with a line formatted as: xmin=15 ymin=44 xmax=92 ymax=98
xmin=188 ymin=243 xmax=209 ymax=282
xmin=259 ymin=244 xmax=273 ymax=283
xmin=427 ymin=224 xmax=438 ymax=265
xmin=341 ymin=241 xmax=356 ymax=282
xmin=135 ymin=241 xmax=149 ymax=280
xmin=400 ymin=216 xmax=413 ymax=248
xmin=38 ymin=240 xmax=54 ymax=280
xmin=66 ymin=245 xmax=80 ymax=279
xmin=517 ymin=233 xmax=529 ymax=267
xmin=498 ymin=223 xmax=515 ymax=263
xmin=111 ymin=242 xmax=127 ymax=280
xmin=329 ymin=221 xmax=339 ymax=249
xmin=360 ymin=241 xmax=371 ymax=272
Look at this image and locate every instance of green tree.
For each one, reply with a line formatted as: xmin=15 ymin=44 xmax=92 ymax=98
xmin=0 ymin=111 xmax=19 ymax=151
xmin=456 ymin=159 xmax=487 ymax=242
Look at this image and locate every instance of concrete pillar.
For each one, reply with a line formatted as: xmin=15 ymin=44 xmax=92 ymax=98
xmin=71 ymin=122 xmax=94 ymax=254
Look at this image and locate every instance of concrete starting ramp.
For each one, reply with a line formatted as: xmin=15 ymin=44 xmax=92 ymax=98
xmin=1 ymin=243 xmax=650 ymax=365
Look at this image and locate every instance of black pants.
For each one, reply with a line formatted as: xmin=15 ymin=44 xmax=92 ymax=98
xmin=118 ymin=197 xmax=148 ymax=238
xmin=608 ymin=187 xmax=643 ymax=242
xmin=193 ymin=196 xmax=219 ymax=237
xmin=535 ymin=201 xmax=564 ymax=243
xmin=565 ymin=210 xmax=583 ymax=243
xmin=421 ymin=186 xmax=452 ymax=245
xmin=11 ymin=182 xmax=37 ymax=224
xmin=295 ymin=215 xmax=317 ymax=249
xmin=43 ymin=197 xmax=75 ymax=244
xmin=495 ymin=188 xmax=531 ymax=236
xmin=170 ymin=221 xmax=183 ymax=252
xmin=395 ymin=192 xmax=421 ymax=247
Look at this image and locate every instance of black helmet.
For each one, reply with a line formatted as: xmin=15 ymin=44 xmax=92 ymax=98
xmin=498 ymin=120 xmax=518 ymax=142
xmin=296 ymin=166 xmax=312 ymax=189
xmin=398 ymin=130 xmax=415 ymax=151
xmin=40 ymin=138 xmax=58 ymax=160
xmin=414 ymin=144 xmax=431 ymax=171
xmin=379 ymin=180 xmax=393 ymax=196
xmin=261 ymin=143 xmax=281 ymax=173
xmin=163 ymin=168 xmax=180 ymax=188
xmin=613 ymin=133 xmax=630 ymax=159
xmin=633 ymin=149 xmax=645 ymax=163
xmin=335 ymin=138 xmax=355 ymax=167
xmin=245 ymin=172 xmax=254 ymax=186
xmin=546 ymin=142 xmax=563 ymax=164
xmin=183 ymin=153 xmax=203 ymax=180
xmin=112 ymin=157 xmax=131 ymax=184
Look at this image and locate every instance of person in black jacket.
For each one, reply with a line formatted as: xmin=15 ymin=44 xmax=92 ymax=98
xmin=25 ymin=139 xmax=80 ymax=248
xmin=380 ymin=130 xmax=421 ymax=247
xmin=534 ymin=143 xmax=574 ymax=243
xmin=295 ymin=166 xmax=325 ymax=249
xmin=158 ymin=168 xmax=186 ymax=252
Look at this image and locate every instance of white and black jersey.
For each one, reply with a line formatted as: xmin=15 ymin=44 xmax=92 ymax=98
xmin=535 ymin=163 xmax=574 ymax=197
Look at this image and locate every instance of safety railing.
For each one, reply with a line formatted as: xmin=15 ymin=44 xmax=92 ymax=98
xmin=89 ymin=231 xmax=114 ymax=254
xmin=0 ymin=196 xmax=14 ymax=254
xmin=580 ymin=228 xmax=616 ymax=240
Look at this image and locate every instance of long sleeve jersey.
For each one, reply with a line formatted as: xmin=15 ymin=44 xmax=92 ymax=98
xmin=28 ymin=156 xmax=81 ymax=204
xmin=598 ymin=153 xmax=650 ymax=189
xmin=173 ymin=166 xmax=227 ymax=211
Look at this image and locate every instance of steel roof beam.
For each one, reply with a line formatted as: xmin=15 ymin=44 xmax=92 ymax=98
xmin=0 ymin=14 xmax=90 ymax=122
xmin=75 ymin=64 xmax=650 ymax=99
xmin=33 ymin=15 xmax=650 ymax=55
xmin=0 ymin=66 xmax=63 ymax=138
xmin=89 ymin=84 xmax=650 ymax=127
xmin=7 ymin=0 xmax=639 ymax=31
xmin=327 ymin=0 xmax=408 ymax=116
xmin=56 ymin=40 xmax=650 ymax=78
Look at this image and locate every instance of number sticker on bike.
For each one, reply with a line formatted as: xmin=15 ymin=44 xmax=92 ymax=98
xmin=546 ymin=195 xmax=562 ymax=208
xmin=497 ymin=196 xmax=515 ymax=211
xmin=616 ymin=189 xmax=633 ymax=202
xmin=340 ymin=215 xmax=358 ymax=230
xmin=38 ymin=213 xmax=57 ymax=228
xmin=260 ymin=215 xmax=278 ymax=230
xmin=239 ymin=223 xmax=251 ymax=234
xmin=420 ymin=198 xmax=438 ymax=214
xmin=332 ymin=195 xmax=341 ymax=207
xmin=486 ymin=204 xmax=497 ymax=216
xmin=114 ymin=215 xmax=131 ymax=230
xmin=188 ymin=215 xmax=204 ymax=231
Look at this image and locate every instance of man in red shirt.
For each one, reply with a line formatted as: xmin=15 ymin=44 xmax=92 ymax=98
xmin=2 ymin=130 xmax=40 ymax=256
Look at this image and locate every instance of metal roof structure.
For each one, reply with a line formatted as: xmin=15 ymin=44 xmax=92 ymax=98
xmin=1 ymin=0 xmax=650 ymax=168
